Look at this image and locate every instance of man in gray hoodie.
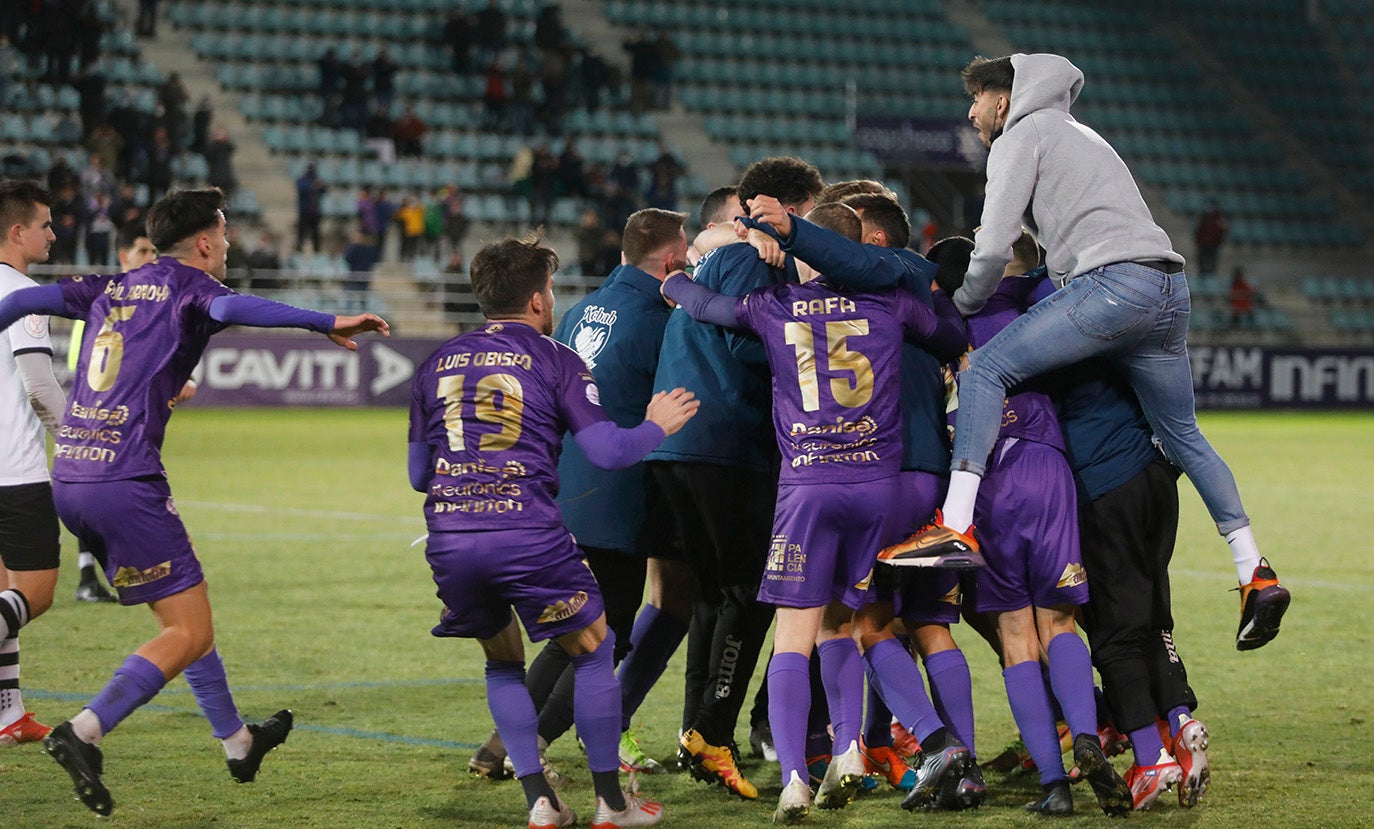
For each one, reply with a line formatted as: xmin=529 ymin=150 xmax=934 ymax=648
xmin=878 ymin=54 xmax=1289 ymax=653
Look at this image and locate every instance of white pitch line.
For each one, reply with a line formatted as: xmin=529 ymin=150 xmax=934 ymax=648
xmin=178 ymin=499 xmax=418 ymax=526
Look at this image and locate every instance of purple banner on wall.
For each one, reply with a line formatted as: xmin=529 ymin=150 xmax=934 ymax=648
xmin=1190 ymin=346 xmax=1374 ymax=409
xmin=186 ymin=334 xmax=445 ymax=407
xmin=853 ymin=116 xmax=989 ymax=168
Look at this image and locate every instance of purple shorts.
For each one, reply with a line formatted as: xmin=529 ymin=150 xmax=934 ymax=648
xmin=759 ymin=477 xmax=902 ymax=611
xmin=53 ymin=477 xmax=204 ymax=606
xmin=973 ymin=439 xmax=1089 ymax=613
xmin=877 ymin=471 xmax=962 ymax=625
xmin=427 ymin=524 xmax=605 ymax=642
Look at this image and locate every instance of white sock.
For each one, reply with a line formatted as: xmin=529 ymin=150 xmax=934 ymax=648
xmin=0 ymin=637 xmax=20 ymax=729
xmin=1227 ymin=526 xmax=1262 ymax=584
xmin=941 ymin=470 xmax=981 ymax=533
xmin=223 ymin=724 xmax=252 ymax=760
xmin=71 ymin=708 xmax=104 ymax=745
xmin=78 ymin=551 xmax=98 ymax=571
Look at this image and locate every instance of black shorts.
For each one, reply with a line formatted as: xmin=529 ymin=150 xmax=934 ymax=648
xmin=0 ymin=481 xmax=61 ymax=572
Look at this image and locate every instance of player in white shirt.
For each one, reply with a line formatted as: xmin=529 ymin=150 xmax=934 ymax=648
xmin=0 ymin=180 xmax=67 ymax=745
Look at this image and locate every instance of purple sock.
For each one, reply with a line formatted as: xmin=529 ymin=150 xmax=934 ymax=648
xmin=1129 ymin=722 xmax=1166 ymax=766
xmin=816 ymin=638 xmax=863 ymax=755
xmin=571 ymin=631 xmax=622 ymax=774
xmin=767 ymin=651 xmax=811 ymax=786
xmin=1046 ymin=633 xmax=1098 ymax=739
xmin=617 ymin=604 xmax=688 ymax=731
xmin=1003 ymin=661 xmax=1067 ymax=785
xmin=863 ymin=637 xmax=944 ymax=742
xmin=86 ymin=654 xmax=167 ymax=735
xmin=863 ymin=673 xmax=893 ymax=748
xmin=925 ymin=648 xmax=976 ymax=757
xmin=486 ymin=660 xmax=542 ymax=779
xmin=182 ymin=648 xmax=245 ymax=739
xmin=1167 ymin=705 xmax=1192 ymax=739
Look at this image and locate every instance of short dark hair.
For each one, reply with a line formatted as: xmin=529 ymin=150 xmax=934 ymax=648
xmin=737 ymin=156 xmax=824 ymax=212
xmin=927 ymin=235 xmax=975 ymax=296
xmin=804 ymin=203 xmax=862 ymax=243
xmin=962 ymin=55 xmax=1014 ymax=96
xmin=115 ymin=220 xmax=150 ymax=253
xmin=698 ymin=185 xmax=739 ymax=227
xmin=842 ymin=193 xmax=911 ymax=248
xmin=817 ymin=179 xmax=896 ymax=206
xmin=469 ymin=235 xmax=560 ymax=317
xmin=622 ymin=208 xmax=686 ymax=268
xmin=146 ymin=188 xmax=225 ymax=252
xmin=0 ymin=180 xmax=51 ymax=237
xmin=1009 ymin=230 xmax=1041 ymax=274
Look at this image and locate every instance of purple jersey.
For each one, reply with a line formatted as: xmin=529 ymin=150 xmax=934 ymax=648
xmin=734 ymin=281 xmax=929 ymax=484
xmin=53 ymin=257 xmax=234 ymax=482
xmin=948 ymin=276 xmax=1064 ymax=451
xmin=409 ymin=321 xmax=608 ymax=532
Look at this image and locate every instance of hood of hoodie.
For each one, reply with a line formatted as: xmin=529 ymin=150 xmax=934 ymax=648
xmin=1004 ymin=53 xmax=1084 ymax=134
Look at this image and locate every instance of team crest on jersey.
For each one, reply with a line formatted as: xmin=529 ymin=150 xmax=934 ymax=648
xmin=23 ymin=314 xmax=45 ymax=338
xmin=537 ymin=590 xmax=590 ymax=624
xmin=112 ymin=561 xmax=172 ymax=588
xmin=1057 ymin=562 xmax=1088 ymax=589
xmin=569 ymin=305 xmax=617 ymax=370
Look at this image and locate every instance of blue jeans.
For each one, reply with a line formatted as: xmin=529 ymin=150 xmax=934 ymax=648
xmin=953 ymin=262 xmax=1249 ymax=534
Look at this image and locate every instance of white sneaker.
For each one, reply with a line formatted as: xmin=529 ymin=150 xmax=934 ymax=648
xmin=528 ymin=794 xmax=576 ymax=829
xmin=815 ymin=740 xmax=865 ymax=809
xmin=589 ymin=791 xmax=664 ymax=828
xmin=773 ymin=770 xmax=813 ymax=824
xmin=1173 ymin=718 xmax=1210 ymax=808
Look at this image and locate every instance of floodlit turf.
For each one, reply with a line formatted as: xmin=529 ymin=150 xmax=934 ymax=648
xmin=5 ymin=409 xmax=1371 ymax=827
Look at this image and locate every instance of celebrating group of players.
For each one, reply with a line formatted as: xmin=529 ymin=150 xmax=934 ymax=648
xmin=0 ymin=51 xmax=1291 ymax=827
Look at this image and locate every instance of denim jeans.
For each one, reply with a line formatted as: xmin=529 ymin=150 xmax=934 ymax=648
xmin=953 ymin=261 xmax=1249 ymax=534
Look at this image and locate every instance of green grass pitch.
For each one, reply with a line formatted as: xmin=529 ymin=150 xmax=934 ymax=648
xmin=3 ymin=409 xmax=1371 ymax=827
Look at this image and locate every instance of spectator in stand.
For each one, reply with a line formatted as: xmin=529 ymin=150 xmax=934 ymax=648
xmin=1194 ymin=201 xmax=1228 ymax=279
xmin=318 ymin=48 xmax=342 ymax=127
xmin=374 ymin=188 xmax=398 ymax=254
xmin=73 ymin=62 xmax=107 ymax=137
xmin=510 ymin=53 xmax=535 ymax=136
xmin=365 ymin=106 xmax=397 ymax=164
xmin=85 ymin=123 xmax=124 ymax=176
xmin=644 ymin=168 xmax=675 ymax=211
xmin=475 ymin=0 xmax=507 ymax=67
xmin=373 ymin=47 xmax=398 ymax=114
xmin=579 ymin=48 xmax=610 ymax=111
xmin=224 ymin=226 xmax=251 ymax=289
xmin=343 ymin=230 xmax=379 ymax=293
xmin=509 ymin=145 xmax=534 ymax=229
xmin=534 ymin=4 xmax=564 ymax=56
xmin=43 ymin=3 xmax=77 ymax=86
xmin=203 ymin=127 xmax=236 ymax=195
xmin=440 ymin=185 xmax=471 ymax=258
xmin=530 ymin=145 xmax=559 ymax=230
xmin=575 ymin=208 xmax=604 ymax=275
xmin=650 ymin=29 xmax=679 ymax=109
xmin=75 ymin=0 xmax=104 ymax=70
xmin=137 ymin=0 xmax=158 ymax=37
xmin=340 ymin=51 xmax=370 ymax=133
xmin=396 ymin=195 xmax=424 ymax=262
xmin=609 ymin=151 xmax=639 ymax=197
xmin=442 ymin=8 xmax=475 ymax=74
xmin=79 ymin=155 xmax=115 ymax=202
xmin=423 ymin=191 xmax=447 ymax=258
xmin=247 ymin=232 xmax=283 ymax=290
xmin=1228 ymin=266 xmax=1255 ymax=327
xmin=49 ymin=184 xmax=84 ymax=264
xmin=85 ymin=191 xmax=115 ymax=267
xmin=357 ymin=186 xmax=381 ymax=241
xmin=649 ymin=143 xmax=683 ymax=195
xmin=296 ymin=162 xmax=327 ymax=252
xmin=623 ymin=32 xmax=657 ymax=114
xmin=48 ymin=156 xmax=79 ymax=195
xmin=191 ymin=96 xmax=213 ymax=153
xmin=108 ymin=182 xmax=143 ymax=229
xmin=483 ymin=57 xmax=508 ymax=131
xmin=393 ymin=106 xmax=427 ymax=158
xmin=158 ymin=72 xmax=189 ymax=149
xmin=145 ymin=125 xmax=174 ymax=203
xmin=558 ymin=138 xmax=588 ymax=203
xmin=540 ymin=45 xmax=570 ymax=135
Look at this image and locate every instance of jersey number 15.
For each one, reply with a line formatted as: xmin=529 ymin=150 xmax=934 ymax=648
xmin=784 ymin=320 xmax=874 ymax=413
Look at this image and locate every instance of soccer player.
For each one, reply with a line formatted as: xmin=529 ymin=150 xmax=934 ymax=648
xmin=67 ymin=220 xmax=161 ymax=603
xmin=408 ymin=235 xmax=697 ymax=829
xmin=466 ymin=208 xmax=695 ymax=779
xmin=1049 ymin=356 xmax=1210 ymax=810
xmin=891 ymin=54 xmax=1289 ymax=651
xmin=754 ymin=187 xmax=986 ymax=806
xmin=663 ymin=203 xmax=970 ymax=823
xmin=915 ymin=233 xmax=1131 ymax=817
xmin=0 ymin=180 xmax=66 ymax=745
xmin=649 ymin=157 xmax=823 ymax=801
xmin=0 ymin=187 xmax=389 ymax=816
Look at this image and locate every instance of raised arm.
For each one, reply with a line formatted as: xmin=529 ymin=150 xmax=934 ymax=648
xmin=902 ymin=289 xmax=969 ymax=363
xmin=660 ymin=272 xmax=743 ymax=329
xmin=206 ymin=294 xmax=389 ymax=350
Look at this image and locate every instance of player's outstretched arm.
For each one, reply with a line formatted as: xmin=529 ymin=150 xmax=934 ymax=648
xmin=328 ymin=313 xmax=390 ymax=351
xmin=0 ymin=283 xmax=69 ymax=331
xmin=661 ymin=271 xmax=742 ymax=328
xmin=571 ymin=388 xmax=699 ymax=471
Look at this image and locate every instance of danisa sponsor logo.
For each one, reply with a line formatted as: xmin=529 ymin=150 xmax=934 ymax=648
xmin=112 ymin=561 xmax=172 ymax=588
xmin=537 ymin=591 xmax=590 ymax=624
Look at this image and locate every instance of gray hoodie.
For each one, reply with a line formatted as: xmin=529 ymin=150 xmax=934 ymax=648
xmin=954 ymin=53 xmax=1183 ymax=316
